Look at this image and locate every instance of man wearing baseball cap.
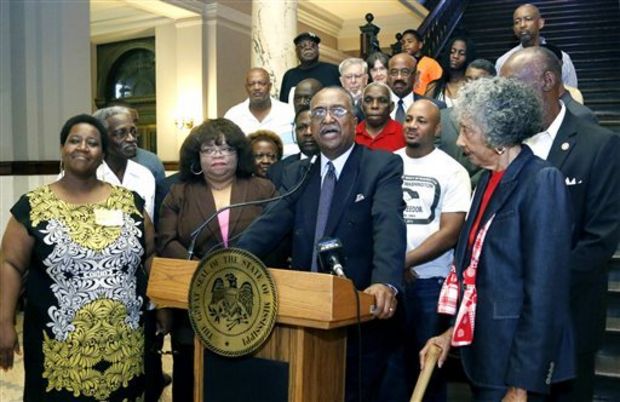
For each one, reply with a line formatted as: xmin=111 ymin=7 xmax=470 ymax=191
xmin=279 ymin=32 xmax=340 ymax=103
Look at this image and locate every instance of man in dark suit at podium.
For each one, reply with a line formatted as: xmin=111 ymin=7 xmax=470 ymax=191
xmin=238 ymin=86 xmax=406 ymax=402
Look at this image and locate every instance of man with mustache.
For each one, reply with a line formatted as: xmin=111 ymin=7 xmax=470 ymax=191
xmin=267 ymin=107 xmax=319 ymax=189
xmin=388 ymin=53 xmax=445 ymax=125
xmin=239 ymin=87 xmax=406 ymax=402
xmin=292 ymin=78 xmax=322 ymax=113
xmin=495 ymin=3 xmax=578 ymax=88
xmin=355 ymin=82 xmax=405 ymax=152
xmin=93 ymin=106 xmax=155 ymax=220
xmin=279 ymin=32 xmax=340 ymax=104
xmin=224 ymin=67 xmax=295 ymax=155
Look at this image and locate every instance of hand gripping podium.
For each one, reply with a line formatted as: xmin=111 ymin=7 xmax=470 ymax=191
xmin=147 ymin=257 xmax=375 ymax=402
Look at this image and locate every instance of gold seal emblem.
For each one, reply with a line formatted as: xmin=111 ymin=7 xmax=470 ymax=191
xmin=188 ymin=248 xmax=278 ymax=357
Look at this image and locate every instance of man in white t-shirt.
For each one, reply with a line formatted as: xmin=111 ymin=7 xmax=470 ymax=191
xmin=389 ymin=99 xmax=471 ymax=401
xmin=224 ymin=68 xmax=296 ymax=156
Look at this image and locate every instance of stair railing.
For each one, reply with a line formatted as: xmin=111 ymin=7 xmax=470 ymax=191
xmin=399 ymin=0 xmax=469 ymax=58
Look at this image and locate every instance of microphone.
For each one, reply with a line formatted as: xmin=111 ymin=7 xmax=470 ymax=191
xmin=187 ymin=155 xmax=318 ymax=259
xmin=317 ymin=237 xmax=347 ymax=278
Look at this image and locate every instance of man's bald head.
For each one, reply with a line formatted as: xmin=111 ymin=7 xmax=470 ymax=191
xmin=410 ymin=99 xmax=440 ymax=125
xmin=501 ymin=47 xmax=562 ymax=127
xmin=403 ymin=99 xmax=441 ymax=156
xmin=501 ymin=47 xmax=562 ymax=92
xmin=245 ymin=68 xmax=272 ymax=106
xmin=512 ymin=3 xmax=545 ymax=46
xmin=515 ymin=3 xmax=541 ymax=18
xmin=387 ymin=53 xmax=417 ymax=98
xmin=293 ymin=78 xmax=323 ymax=112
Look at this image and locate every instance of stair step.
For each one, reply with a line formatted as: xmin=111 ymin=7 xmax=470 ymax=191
xmin=608 ymin=317 xmax=620 ymax=333
xmin=465 ymin=9 xmax=619 ymax=26
xmin=596 ymin=365 xmax=620 ymax=380
xmin=470 ymin=32 xmax=620 ymax=51
xmin=593 ymin=375 xmax=620 ymax=401
xmin=468 ymin=0 xmax=617 ymax=11
xmin=610 ymin=281 xmax=620 ymax=293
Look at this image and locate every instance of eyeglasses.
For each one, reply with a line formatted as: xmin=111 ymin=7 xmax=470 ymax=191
xmin=200 ymin=146 xmax=236 ymax=156
xmin=310 ymin=106 xmax=349 ymax=121
xmin=342 ymin=73 xmax=365 ymax=81
xmin=111 ymin=127 xmax=140 ymax=140
xmin=388 ymin=68 xmax=413 ymax=77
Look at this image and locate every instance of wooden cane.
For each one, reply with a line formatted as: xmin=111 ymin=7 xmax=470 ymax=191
xmin=410 ymin=343 xmax=443 ymax=402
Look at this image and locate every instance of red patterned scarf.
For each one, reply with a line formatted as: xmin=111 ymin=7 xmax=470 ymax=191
xmin=437 ymin=214 xmax=495 ymax=346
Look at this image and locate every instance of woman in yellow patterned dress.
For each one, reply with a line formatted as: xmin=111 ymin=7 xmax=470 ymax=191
xmin=0 ymin=114 xmax=155 ymax=401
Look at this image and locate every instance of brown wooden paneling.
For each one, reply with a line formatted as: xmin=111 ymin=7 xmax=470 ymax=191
xmin=163 ymin=161 xmax=179 ymax=171
xmin=0 ymin=161 xmax=59 ymax=176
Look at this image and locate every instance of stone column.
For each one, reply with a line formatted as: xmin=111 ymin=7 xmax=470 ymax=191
xmin=251 ymin=0 xmax=298 ymax=98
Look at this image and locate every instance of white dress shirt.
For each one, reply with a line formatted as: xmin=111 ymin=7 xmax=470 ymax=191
xmin=495 ymin=38 xmax=578 ymax=88
xmin=97 ymin=160 xmax=156 ymax=219
xmin=224 ymin=97 xmax=296 ymax=156
xmin=390 ymin=91 xmax=415 ymax=121
xmin=319 ymin=144 xmax=355 ymax=183
xmin=524 ymin=101 xmax=566 ymax=159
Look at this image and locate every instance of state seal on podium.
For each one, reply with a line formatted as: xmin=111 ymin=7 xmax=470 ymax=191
xmin=188 ymin=248 xmax=278 ymax=357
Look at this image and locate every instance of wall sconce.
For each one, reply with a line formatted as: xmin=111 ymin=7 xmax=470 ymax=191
xmin=175 ymin=117 xmax=194 ymax=129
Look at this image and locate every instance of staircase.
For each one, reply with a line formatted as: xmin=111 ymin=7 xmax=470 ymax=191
xmin=598 ymin=253 xmax=620 ymax=401
xmin=449 ymin=1 xmax=620 ymax=400
xmin=458 ymin=0 xmax=620 ymax=133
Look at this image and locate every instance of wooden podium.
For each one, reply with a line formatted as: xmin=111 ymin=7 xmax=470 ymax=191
xmin=147 ymin=257 xmax=375 ymax=402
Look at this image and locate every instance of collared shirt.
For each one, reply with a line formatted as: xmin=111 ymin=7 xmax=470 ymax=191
xmin=318 ymin=143 xmax=398 ymax=295
xmin=355 ymin=119 xmax=405 ymax=152
xmin=224 ymin=97 xmax=296 ymax=156
xmin=97 ymin=160 xmax=156 ymax=219
xmin=390 ymin=91 xmax=415 ymax=121
xmin=525 ymin=101 xmax=567 ymax=159
xmin=319 ymin=144 xmax=355 ymax=183
xmin=495 ymin=38 xmax=578 ymax=88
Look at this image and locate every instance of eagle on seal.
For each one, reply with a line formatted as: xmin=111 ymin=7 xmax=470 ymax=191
xmin=209 ymin=273 xmax=253 ymax=327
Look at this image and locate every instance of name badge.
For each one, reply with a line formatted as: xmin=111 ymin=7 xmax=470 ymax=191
xmin=94 ymin=208 xmax=123 ymax=226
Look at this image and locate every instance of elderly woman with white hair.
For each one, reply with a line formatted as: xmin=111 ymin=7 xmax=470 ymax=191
xmin=420 ymin=77 xmax=575 ymax=401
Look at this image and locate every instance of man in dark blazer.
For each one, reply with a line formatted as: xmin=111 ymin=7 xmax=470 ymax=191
xmin=502 ymin=46 xmax=620 ymax=402
xmin=238 ymin=87 xmax=406 ymax=402
xmin=388 ymin=53 xmax=446 ymax=125
xmin=436 ymin=61 xmax=496 ymax=189
xmin=267 ymin=107 xmax=318 ymax=189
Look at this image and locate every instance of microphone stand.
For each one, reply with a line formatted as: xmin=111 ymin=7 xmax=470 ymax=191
xmin=186 ymin=155 xmax=318 ymax=260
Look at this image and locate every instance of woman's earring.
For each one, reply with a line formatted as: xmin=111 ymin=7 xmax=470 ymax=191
xmin=59 ymin=159 xmax=64 ymax=173
xmin=495 ymin=146 xmax=506 ymax=155
xmin=191 ymin=162 xmax=203 ymax=175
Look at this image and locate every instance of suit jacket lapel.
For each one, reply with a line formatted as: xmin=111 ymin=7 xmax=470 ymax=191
xmin=227 ymin=178 xmax=246 ymax=238
xmin=301 ymin=161 xmax=321 ymax=236
xmin=453 ymin=148 xmax=534 ymax=271
xmin=481 ymin=148 xmax=533 ymax=223
xmin=547 ymin=111 xmax=577 ymax=169
xmin=324 ymin=146 xmax=361 ymax=237
xmin=454 ymin=172 xmax=488 ymax=270
xmin=193 ymin=182 xmax=223 ymax=246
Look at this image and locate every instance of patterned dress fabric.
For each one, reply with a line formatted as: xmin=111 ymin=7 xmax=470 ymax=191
xmin=11 ymin=185 xmax=147 ymax=402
